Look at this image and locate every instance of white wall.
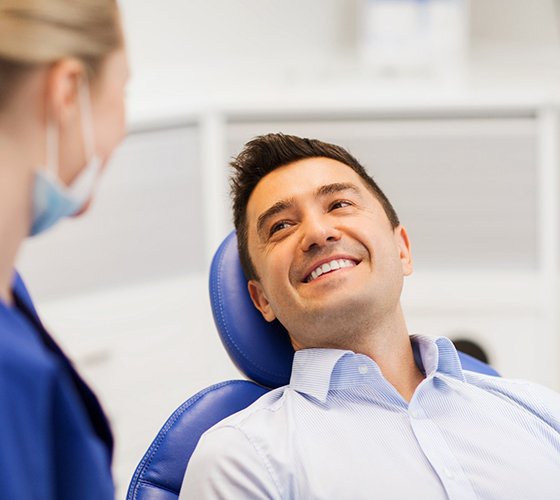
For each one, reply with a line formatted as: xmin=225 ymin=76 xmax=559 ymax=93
xmin=120 ymin=0 xmax=357 ymax=88
xmin=119 ymin=0 xmax=560 ymax=83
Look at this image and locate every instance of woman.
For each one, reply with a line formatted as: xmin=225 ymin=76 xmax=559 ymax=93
xmin=0 ymin=0 xmax=128 ymax=497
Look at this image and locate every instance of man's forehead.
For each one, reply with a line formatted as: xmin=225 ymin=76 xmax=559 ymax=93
xmin=248 ymin=157 xmax=367 ymax=212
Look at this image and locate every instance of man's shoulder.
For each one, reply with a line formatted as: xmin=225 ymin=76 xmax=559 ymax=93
xmin=463 ymin=369 xmax=555 ymax=395
xmin=463 ymin=370 xmax=560 ymax=428
xmin=181 ymin=387 xmax=292 ymax=499
xmin=205 ymin=385 xmax=292 ymax=437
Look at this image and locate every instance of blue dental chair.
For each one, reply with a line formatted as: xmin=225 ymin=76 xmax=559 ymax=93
xmin=126 ymin=231 xmax=499 ymax=500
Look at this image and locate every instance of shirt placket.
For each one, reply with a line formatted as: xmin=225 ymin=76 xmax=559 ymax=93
xmin=408 ymin=376 xmax=478 ymax=500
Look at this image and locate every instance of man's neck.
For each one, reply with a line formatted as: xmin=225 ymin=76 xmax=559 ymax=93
xmin=293 ymin=304 xmax=424 ymax=403
xmin=348 ymin=310 xmax=424 ymax=402
xmin=362 ymin=331 xmax=424 ymax=403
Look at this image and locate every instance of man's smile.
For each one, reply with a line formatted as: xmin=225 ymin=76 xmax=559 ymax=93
xmin=303 ymin=256 xmax=360 ymax=283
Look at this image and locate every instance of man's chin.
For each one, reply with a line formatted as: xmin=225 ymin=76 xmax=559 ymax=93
xmin=302 ymin=296 xmax=365 ymax=323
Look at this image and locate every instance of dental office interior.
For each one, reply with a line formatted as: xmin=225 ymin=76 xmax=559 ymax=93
xmin=16 ymin=0 xmax=560 ymax=496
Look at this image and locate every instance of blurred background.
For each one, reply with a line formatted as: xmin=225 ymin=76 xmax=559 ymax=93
xmin=15 ymin=0 xmax=560 ymax=496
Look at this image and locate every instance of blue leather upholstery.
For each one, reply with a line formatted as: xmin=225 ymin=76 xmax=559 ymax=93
xmin=127 ymin=381 xmax=267 ymax=499
xmin=209 ymin=230 xmax=294 ymax=388
xmin=127 ymin=230 xmax=499 ymax=500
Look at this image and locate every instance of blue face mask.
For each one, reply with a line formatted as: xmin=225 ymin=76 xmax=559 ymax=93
xmin=30 ymin=82 xmax=101 ymax=236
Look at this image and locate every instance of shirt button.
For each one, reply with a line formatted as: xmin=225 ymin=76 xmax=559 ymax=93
xmin=358 ymin=365 xmax=369 ymax=375
xmin=410 ymin=408 xmax=424 ymax=419
xmin=443 ymin=467 xmax=454 ymax=479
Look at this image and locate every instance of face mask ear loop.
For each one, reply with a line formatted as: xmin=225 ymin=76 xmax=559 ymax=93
xmin=46 ymin=118 xmax=59 ymax=177
xmin=78 ymin=80 xmax=96 ymax=162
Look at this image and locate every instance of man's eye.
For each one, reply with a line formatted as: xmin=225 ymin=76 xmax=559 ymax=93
xmin=270 ymin=221 xmax=291 ymax=235
xmin=330 ymin=200 xmax=352 ymax=210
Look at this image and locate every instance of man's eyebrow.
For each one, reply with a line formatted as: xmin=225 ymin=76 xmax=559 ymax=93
xmin=315 ymin=182 xmax=361 ymax=197
xmin=256 ymin=199 xmax=294 ymax=238
xmin=255 ymin=183 xmax=361 ymax=238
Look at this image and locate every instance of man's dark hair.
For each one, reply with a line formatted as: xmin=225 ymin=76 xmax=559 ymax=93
xmin=230 ymin=133 xmax=400 ymax=281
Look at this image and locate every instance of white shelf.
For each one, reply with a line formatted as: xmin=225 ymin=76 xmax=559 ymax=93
xmin=125 ymin=64 xmax=560 ymax=132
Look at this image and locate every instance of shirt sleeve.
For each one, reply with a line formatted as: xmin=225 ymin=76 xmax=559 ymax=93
xmin=179 ymin=425 xmax=281 ymax=500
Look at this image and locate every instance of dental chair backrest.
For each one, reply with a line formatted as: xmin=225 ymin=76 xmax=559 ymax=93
xmin=127 ymin=231 xmax=500 ymax=500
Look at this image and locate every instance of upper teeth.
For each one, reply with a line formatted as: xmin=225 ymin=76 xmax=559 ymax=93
xmin=307 ymin=259 xmax=355 ymax=282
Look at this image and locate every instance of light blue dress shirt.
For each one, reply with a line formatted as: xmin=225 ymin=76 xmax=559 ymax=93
xmin=180 ymin=335 xmax=560 ymax=499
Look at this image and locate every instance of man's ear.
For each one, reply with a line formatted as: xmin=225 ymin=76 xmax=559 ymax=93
xmin=247 ymin=279 xmax=276 ymax=322
xmin=395 ymin=225 xmax=413 ymax=276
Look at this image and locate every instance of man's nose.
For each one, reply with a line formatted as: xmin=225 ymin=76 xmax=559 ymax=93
xmin=300 ymin=214 xmax=342 ymax=253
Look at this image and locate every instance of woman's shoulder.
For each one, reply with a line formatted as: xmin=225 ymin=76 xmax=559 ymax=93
xmin=0 ymin=305 xmax=60 ymax=387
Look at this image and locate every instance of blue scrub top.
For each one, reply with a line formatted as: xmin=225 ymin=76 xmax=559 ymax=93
xmin=0 ymin=272 xmax=114 ymax=499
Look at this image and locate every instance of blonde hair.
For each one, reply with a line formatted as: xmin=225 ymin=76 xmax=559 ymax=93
xmin=0 ymin=0 xmax=121 ymax=107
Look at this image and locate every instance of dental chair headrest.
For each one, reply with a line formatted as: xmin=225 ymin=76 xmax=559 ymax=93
xmin=209 ymin=231 xmax=294 ymax=388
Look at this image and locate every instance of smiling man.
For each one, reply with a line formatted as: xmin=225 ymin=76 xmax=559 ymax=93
xmin=180 ymin=134 xmax=560 ymax=499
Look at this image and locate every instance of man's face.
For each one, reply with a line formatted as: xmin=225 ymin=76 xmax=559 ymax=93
xmin=246 ymin=157 xmax=413 ymax=350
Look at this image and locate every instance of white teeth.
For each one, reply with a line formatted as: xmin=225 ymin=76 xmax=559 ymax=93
xmin=306 ymin=258 xmax=356 ymax=282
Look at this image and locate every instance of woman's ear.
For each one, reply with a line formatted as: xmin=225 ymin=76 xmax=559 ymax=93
xmin=45 ymin=58 xmax=84 ymax=123
xmin=247 ymin=279 xmax=277 ymax=322
xmin=395 ymin=225 xmax=413 ymax=276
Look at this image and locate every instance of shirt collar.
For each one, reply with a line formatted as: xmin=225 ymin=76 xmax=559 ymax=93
xmin=290 ymin=348 xmax=351 ymax=402
xmin=289 ymin=335 xmax=465 ymax=402
xmin=411 ymin=334 xmax=465 ymax=382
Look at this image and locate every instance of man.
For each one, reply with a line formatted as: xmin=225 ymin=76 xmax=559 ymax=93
xmin=180 ymin=133 xmax=560 ymax=499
